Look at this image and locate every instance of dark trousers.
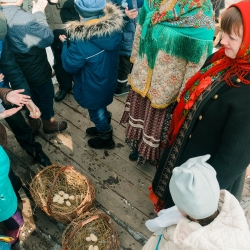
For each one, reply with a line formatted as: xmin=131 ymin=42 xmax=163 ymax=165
xmin=26 ymin=80 xmax=55 ymax=120
xmin=9 ymin=167 xmax=22 ymax=194
xmin=116 ymin=55 xmax=133 ymax=88
xmin=51 ymin=45 xmax=72 ymax=92
xmin=4 ymin=104 xmax=42 ymax=156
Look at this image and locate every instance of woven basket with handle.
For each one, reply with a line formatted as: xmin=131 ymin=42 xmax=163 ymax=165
xmin=30 ymin=164 xmax=95 ymax=224
xmin=62 ymin=208 xmax=120 ymax=250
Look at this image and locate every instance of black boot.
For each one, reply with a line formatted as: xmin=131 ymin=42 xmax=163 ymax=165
xmin=129 ymin=149 xmax=139 ymax=161
xmin=55 ymin=89 xmax=69 ymax=102
xmin=33 ymin=150 xmax=52 ymax=168
xmin=88 ymin=129 xmax=115 ymax=149
xmin=86 ymin=112 xmax=112 ymax=136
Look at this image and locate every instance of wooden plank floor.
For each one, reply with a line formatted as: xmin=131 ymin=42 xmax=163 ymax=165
xmin=1 ymin=83 xmax=250 ymax=250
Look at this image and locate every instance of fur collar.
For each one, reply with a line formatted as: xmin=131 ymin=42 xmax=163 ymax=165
xmin=65 ymin=3 xmax=124 ymax=41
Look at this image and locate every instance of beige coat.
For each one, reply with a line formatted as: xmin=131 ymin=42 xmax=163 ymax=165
xmin=143 ymin=190 xmax=250 ymax=250
xmin=129 ymin=24 xmax=207 ymax=109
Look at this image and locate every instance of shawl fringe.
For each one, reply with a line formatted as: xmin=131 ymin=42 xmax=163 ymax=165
xmin=139 ymin=24 xmax=213 ymax=68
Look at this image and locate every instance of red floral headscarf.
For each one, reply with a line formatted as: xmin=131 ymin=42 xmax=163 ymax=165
xmin=168 ymin=0 xmax=250 ymax=146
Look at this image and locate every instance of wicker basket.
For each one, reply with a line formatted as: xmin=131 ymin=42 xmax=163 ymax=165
xmin=30 ymin=164 xmax=95 ymax=224
xmin=62 ymin=209 xmax=120 ymax=250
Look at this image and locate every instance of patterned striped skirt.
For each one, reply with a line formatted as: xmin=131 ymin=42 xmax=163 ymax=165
xmin=120 ymin=90 xmax=176 ymax=165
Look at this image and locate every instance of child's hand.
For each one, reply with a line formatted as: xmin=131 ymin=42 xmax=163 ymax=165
xmin=26 ymin=100 xmax=41 ymax=118
xmin=32 ymin=0 xmax=48 ymax=13
xmin=0 ymin=106 xmax=22 ymax=120
xmin=0 ymin=74 xmax=4 ymax=82
xmin=6 ymin=89 xmax=31 ymax=106
xmin=125 ymin=7 xmax=138 ymax=19
xmin=59 ymin=35 xmax=67 ymax=42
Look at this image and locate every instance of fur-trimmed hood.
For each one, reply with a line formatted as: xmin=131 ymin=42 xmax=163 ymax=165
xmin=65 ymin=3 xmax=123 ymax=41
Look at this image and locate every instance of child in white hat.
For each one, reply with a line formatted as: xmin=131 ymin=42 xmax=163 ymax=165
xmin=143 ymin=155 xmax=250 ymax=250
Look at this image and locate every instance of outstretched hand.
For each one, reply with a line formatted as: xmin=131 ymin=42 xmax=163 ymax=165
xmin=125 ymin=7 xmax=138 ymax=19
xmin=6 ymin=89 xmax=31 ymax=106
xmin=0 ymin=106 xmax=22 ymax=120
xmin=32 ymin=0 xmax=48 ymax=13
xmin=26 ymin=100 xmax=41 ymax=119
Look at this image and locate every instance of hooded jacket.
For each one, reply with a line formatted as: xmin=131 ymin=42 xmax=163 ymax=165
xmin=143 ymin=190 xmax=250 ymax=250
xmin=61 ymin=3 xmax=123 ymax=109
xmin=2 ymin=6 xmax=54 ymax=87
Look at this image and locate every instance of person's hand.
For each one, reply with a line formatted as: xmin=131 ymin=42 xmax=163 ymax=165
xmin=59 ymin=35 xmax=67 ymax=42
xmin=6 ymin=89 xmax=31 ymax=106
xmin=26 ymin=100 xmax=41 ymax=118
xmin=32 ymin=0 xmax=48 ymax=13
xmin=0 ymin=73 xmax=4 ymax=82
xmin=0 ymin=106 xmax=22 ymax=119
xmin=125 ymin=7 xmax=138 ymax=19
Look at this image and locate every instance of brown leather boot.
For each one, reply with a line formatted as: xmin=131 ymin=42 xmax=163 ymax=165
xmin=28 ymin=118 xmax=41 ymax=135
xmin=42 ymin=119 xmax=67 ymax=134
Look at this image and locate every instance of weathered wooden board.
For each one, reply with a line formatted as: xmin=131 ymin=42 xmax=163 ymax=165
xmin=2 ymin=83 xmax=249 ymax=250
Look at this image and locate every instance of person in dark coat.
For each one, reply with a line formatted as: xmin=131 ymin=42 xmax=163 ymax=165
xmin=150 ymin=1 xmax=250 ymax=212
xmin=60 ymin=0 xmax=123 ymax=149
xmin=0 ymin=7 xmax=51 ymax=168
xmin=111 ymin=0 xmax=143 ymax=96
xmin=1 ymin=0 xmax=67 ymax=134
xmin=45 ymin=0 xmax=80 ymax=102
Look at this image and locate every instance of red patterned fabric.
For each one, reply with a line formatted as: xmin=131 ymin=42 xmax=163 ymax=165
xmin=120 ymin=90 xmax=170 ymax=163
xmin=149 ymin=185 xmax=165 ymax=214
xmin=168 ymin=0 xmax=250 ymax=146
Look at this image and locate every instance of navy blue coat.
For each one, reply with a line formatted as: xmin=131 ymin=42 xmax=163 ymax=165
xmin=61 ymin=3 xmax=123 ymax=109
xmin=111 ymin=0 xmax=143 ymax=56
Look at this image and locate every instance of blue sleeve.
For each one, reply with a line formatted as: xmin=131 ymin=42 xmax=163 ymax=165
xmin=61 ymin=41 xmax=86 ymax=74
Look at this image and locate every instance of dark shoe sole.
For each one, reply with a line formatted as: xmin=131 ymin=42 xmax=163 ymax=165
xmin=88 ymin=140 xmax=115 ymax=149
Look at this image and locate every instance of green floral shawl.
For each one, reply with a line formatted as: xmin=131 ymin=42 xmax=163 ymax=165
xmin=139 ymin=0 xmax=215 ymax=68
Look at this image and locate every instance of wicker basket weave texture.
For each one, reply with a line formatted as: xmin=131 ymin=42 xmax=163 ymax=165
xmin=30 ymin=164 xmax=96 ymax=224
xmin=62 ymin=209 xmax=120 ymax=250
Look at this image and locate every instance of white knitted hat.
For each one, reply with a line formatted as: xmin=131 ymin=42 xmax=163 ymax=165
xmin=169 ymin=155 xmax=220 ymax=219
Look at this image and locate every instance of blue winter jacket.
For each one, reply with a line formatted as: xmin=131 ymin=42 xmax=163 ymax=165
xmin=61 ymin=3 xmax=123 ymax=109
xmin=111 ymin=0 xmax=143 ymax=56
xmin=0 ymin=146 xmax=17 ymax=222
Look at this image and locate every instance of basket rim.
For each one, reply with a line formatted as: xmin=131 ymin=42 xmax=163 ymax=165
xmin=30 ymin=164 xmax=95 ymax=217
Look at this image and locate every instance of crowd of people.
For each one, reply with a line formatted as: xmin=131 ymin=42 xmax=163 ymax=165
xmin=0 ymin=0 xmax=250 ymax=248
